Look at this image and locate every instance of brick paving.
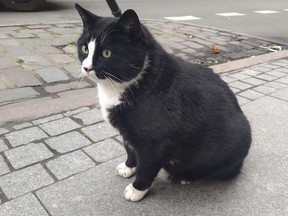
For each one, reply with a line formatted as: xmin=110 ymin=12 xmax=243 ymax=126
xmin=0 ymin=20 xmax=288 ymax=215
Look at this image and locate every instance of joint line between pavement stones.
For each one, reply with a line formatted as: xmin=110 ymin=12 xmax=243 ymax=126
xmin=33 ymin=192 xmax=53 ymax=216
xmin=41 ymin=163 xmax=58 ymax=182
xmin=0 ymin=187 xmax=9 ymax=204
xmin=80 ymin=149 xmax=102 ymax=166
xmin=0 ymin=151 xmax=15 ymax=173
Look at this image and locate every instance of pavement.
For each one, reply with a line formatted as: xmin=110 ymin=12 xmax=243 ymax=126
xmin=0 ymin=19 xmax=288 ymax=216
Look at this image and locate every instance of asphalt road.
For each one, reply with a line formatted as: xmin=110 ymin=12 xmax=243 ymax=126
xmin=0 ymin=0 xmax=288 ymax=44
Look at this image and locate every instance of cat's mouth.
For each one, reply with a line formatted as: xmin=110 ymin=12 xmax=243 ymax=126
xmin=82 ymin=67 xmax=108 ymax=80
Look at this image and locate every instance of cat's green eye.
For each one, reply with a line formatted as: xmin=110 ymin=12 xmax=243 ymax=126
xmin=81 ymin=45 xmax=88 ymax=55
xmin=102 ymin=49 xmax=112 ymax=58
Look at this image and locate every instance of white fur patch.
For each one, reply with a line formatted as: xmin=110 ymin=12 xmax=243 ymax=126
xmin=116 ymin=162 xmax=136 ymax=178
xmin=82 ymin=39 xmax=96 ymax=75
xmin=123 ymin=183 xmax=148 ymax=202
xmin=97 ymin=57 xmax=149 ymax=122
xmin=156 ymin=168 xmax=170 ymax=182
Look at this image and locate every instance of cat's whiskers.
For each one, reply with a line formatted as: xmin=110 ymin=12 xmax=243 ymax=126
xmin=78 ymin=74 xmax=85 ymax=89
xmin=104 ymin=71 xmax=135 ymax=99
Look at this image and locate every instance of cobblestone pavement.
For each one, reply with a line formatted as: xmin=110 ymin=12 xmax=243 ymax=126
xmin=0 ymin=20 xmax=288 ymax=215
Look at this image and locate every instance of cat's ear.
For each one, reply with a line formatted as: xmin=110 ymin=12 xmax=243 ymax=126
xmin=75 ymin=4 xmax=99 ymax=29
xmin=118 ymin=9 xmax=141 ymax=39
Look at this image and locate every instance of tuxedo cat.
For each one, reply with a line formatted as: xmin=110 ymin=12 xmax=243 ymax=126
xmin=75 ymin=4 xmax=251 ymax=202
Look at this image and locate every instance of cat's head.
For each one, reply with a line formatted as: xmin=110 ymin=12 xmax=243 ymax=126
xmin=75 ymin=4 xmax=149 ymax=83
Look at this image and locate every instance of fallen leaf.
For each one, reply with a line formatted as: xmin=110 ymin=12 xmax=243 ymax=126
xmin=210 ymin=44 xmax=219 ymax=54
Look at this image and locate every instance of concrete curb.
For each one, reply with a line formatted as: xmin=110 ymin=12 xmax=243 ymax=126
xmin=210 ymin=50 xmax=288 ymax=74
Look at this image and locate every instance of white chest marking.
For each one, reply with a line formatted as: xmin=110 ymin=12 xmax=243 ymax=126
xmin=97 ymin=81 xmax=124 ymax=121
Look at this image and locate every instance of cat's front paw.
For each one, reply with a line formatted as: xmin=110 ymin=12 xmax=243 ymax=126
xmin=116 ymin=162 xmax=136 ymax=178
xmin=123 ymin=183 xmax=148 ymax=202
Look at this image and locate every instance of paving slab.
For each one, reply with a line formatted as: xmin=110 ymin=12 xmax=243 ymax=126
xmin=81 ymin=122 xmax=119 ymax=142
xmin=0 ymin=155 xmax=10 ymax=176
xmin=4 ymin=143 xmax=54 ymax=169
xmin=35 ymin=67 xmax=70 ymax=83
xmin=0 ymin=87 xmax=39 ymax=104
xmin=5 ymin=127 xmax=48 ymax=147
xmin=39 ymin=118 xmax=81 ymax=136
xmin=83 ymin=138 xmax=125 ymax=163
xmin=0 ymin=193 xmax=49 ymax=216
xmin=45 ymin=131 xmax=91 ymax=154
xmin=46 ymin=150 xmax=95 ymax=180
xmin=271 ymin=87 xmax=288 ymax=101
xmin=34 ymin=96 xmax=288 ymax=216
xmin=0 ymin=139 xmax=8 ymax=152
xmin=72 ymin=108 xmax=103 ymax=125
xmin=0 ymin=164 xmax=54 ymax=199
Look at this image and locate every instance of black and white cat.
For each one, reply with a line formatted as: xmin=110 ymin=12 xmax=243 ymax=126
xmin=75 ymin=4 xmax=251 ymax=202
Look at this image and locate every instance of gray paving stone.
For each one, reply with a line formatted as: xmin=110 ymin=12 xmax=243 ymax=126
xmin=230 ymin=87 xmax=241 ymax=94
xmin=10 ymin=32 xmax=36 ymax=39
xmin=251 ymin=66 xmax=272 ymax=73
xmin=220 ymin=76 xmax=237 ymax=83
xmin=45 ymin=131 xmax=91 ymax=154
xmin=256 ymin=74 xmax=278 ymax=81
xmin=275 ymin=67 xmax=288 ymax=73
xmin=5 ymin=127 xmax=48 ymax=147
xmin=271 ymin=87 xmax=288 ymax=101
xmin=5 ymin=46 xmax=33 ymax=56
xmin=229 ymin=81 xmax=252 ymax=90
xmin=241 ymin=69 xmax=262 ymax=76
xmin=0 ymin=87 xmax=39 ymax=103
xmin=243 ymin=77 xmax=266 ymax=86
xmin=253 ymin=86 xmax=277 ymax=95
xmin=5 ymin=143 xmax=54 ymax=170
xmin=83 ymin=139 xmax=125 ymax=163
xmin=183 ymin=41 xmax=204 ymax=49
xmin=266 ymin=70 xmax=287 ymax=78
xmin=0 ymin=193 xmax=49 ymax=216
xmin=39 ymin=118 xmax=80 ymax=136
xmin=18 ymin=55 xmax=51 ymax=66
xmin=236 ymin=95 xmax=251 ymax=106
xmin=229 ymin=73 xmax=251 ymax=80
xmin=81 ymin=122 xmax=119 ymax=143
xmin=275 ymin=76 xmax=288 ymax=84
xmin=0 ymin=139 xmax=8 ymax=152
xmin=0 ymin=164 xmax=54 ymax=199
xmin=0 ymin=155 xmax=10 ymax=176
xmin=0 ymin=39 xmax=21 ymax=47
xmin=264 ymin=81 xmax=288 ymax=89
xmin=0 ymin=68 xmax=42 ymax=87
xmin=32 ymin=114 xmax=63 ymax=125
xmin=35 ymin=67 xmax=70 ymax=83
xmin=46 ymin=150 xmax=95 ymax=180
xmin=73 ymin=109 xmax=103 ymax=125
xmin=64 ymin=107 xmax=90 ymax=116
xmin=0 ymin=128 xmax=9 ymax=135
xmin=260 ymin=63 xmax=281 ymax=70
xmin=271 ymin=60 xmax=288 ymax=67
xmin=13 ymin=123 xmax=33 ymax=130
xmin=0 ymin=57 xmax=19 ymax=69
xmin=191 ymin=38 xmax=212 ymax=46
xmin=239 ymin=90 xmax=264 ymax=100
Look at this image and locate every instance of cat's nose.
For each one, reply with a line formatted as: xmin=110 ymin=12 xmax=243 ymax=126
xmin=84 ymin=66 xmax=93 ymax=73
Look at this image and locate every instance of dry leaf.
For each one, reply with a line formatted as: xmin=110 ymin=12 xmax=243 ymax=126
xmin=210 ymin=44 xmax=219 ymax=54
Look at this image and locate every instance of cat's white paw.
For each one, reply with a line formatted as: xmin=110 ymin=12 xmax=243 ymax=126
xmin=123 ymin=183 xmax=148 ymax=202
xmin=180 ymin=180 xmax=191 ymax=185
xmin=116 ymin=162 xmax=136 ymax=178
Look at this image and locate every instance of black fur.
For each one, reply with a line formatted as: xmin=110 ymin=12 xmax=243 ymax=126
xmin=75 ymin=4 xmax=251 ymax=192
